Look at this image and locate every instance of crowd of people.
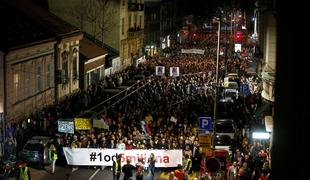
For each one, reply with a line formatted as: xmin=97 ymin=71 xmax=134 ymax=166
xmin=0 ymin=29 xmax=269 ymax=180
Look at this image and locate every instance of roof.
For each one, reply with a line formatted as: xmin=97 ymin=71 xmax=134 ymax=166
xmin=80 ymin=38 xmax=107 ymax=59
xmin=0 ymin=0 xmax=82 ymax=52
xmin=10 ymin=0 xmax=81 ymax=37
xmin=0 ymin=1 xmax=55 ymax=52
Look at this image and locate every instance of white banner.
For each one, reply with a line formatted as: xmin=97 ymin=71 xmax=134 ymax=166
xmin=63 ymin=148 xmax=182 ymax=167
xmin=181 ymin=49 xmax=205 ymax=55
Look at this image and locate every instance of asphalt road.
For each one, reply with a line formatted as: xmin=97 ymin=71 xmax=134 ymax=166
xmin=30 ymin=165 xmax=166 ymax=180
xmin=29 ymin=165 xmax=202 ymax=180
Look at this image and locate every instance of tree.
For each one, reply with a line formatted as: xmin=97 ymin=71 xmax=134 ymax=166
xmin=96 ymin=0 xmax=116 ymax=46
xmin=68 ymin=0 xmax=115 ymax=44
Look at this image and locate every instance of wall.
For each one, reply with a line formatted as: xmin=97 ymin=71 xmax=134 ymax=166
xmin=56 ymin=39 xmax=81 ymax=101
xmin=48 ymin=0 xmax=120 ymax=51
xmin=4 ymin=41 xmax=56 ymax=121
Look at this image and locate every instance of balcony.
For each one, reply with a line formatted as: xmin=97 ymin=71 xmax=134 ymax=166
xmin=128 ymin=3 xmax=144 ymax=11
xmin=128 ymin=27 xmax=144 ymax=38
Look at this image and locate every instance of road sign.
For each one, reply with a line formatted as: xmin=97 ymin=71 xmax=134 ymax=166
xmin=240 ymin=83 xmax=249 ymax=97
xmin=206 ymin=157 xmax=221 ymax=173
xmin=198 ymin=116 xmax=212 ymax=131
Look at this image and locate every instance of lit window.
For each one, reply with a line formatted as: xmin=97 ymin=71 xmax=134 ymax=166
xmin=14 ymin=73 xmax=19 ymax=102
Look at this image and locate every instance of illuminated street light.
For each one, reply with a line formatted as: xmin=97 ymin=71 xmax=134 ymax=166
xmin=212 ymin=14 xmax=221 ymax=157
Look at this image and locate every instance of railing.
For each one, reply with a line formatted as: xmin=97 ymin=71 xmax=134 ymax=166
xmin=128 ymin=3 xmax=144 ymax=11
xmin=127 ymin=29 xmax=144 ymax=38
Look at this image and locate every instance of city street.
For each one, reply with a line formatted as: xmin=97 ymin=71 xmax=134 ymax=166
xmin=29 ymin=166 xmax=187 ymax=180
xmin=30 ymin=166 xmax=160 ymax=180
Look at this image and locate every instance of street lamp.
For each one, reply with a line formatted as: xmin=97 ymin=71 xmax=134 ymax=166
xmin=212 ymin=14 xmax=221 ymax=157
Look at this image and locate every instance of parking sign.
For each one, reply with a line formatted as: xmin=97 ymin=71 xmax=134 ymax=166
xmin=240 ymin=83 xmax=250 ymax=97
xmin=199 ymin=116 xmax=212 ymax=131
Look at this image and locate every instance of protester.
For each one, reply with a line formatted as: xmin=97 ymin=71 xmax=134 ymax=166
xmin=147 ymin=153 xmax=156 ymax=180
xmin=135 ymin=157 xmax=145 ymax=180
xmin=48 ymin=143 xmax=58 ymax=174
xmin=113 ymin=154 xmax=122 ymax=180
xmin=122 ymin=159 xmax=135 ymax=180
xmin=17 ymin=162 xmax=31 ymax=180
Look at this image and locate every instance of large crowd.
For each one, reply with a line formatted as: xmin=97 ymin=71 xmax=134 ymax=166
xmin=1 ymin=31 xmax=270 ymax=180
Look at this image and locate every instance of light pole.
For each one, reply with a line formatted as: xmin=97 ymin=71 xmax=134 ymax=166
xmin=212 ymin=14 xmax=221 ymax=157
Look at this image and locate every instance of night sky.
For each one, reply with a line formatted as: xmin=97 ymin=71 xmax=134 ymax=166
xmin=178 ymin=0 xmax=253 ymax=17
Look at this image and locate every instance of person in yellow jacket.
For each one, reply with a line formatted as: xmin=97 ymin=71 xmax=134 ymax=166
xmin=183 ymin=154 xmax=192 ymax=178
xmin=49 ymin=143 xmax=58 ymax=174
xmin=17 ymin=162 xmax=31 ymax=180
xmin=113 ymin=154 xmax=122 ymax=180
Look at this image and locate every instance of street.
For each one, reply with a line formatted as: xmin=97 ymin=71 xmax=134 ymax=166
xmin=29 ymin=165 xmax=176 ymax=180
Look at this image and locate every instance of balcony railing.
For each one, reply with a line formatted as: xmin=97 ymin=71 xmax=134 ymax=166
xmin=128 ymin=28 xmax=144 ymax=38
xmin=128 ymin=3 xmax=144 ymax=11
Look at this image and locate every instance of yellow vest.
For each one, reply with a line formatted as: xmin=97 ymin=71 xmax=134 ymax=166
xmin=49 ymin=149 xmax=58 ymax=161
xmin=183 ymin=158 xmax=192 ymax=171
xmin=113 ymin=160 xmax=120 ymax=175
xmin=19 ymin=166 xmax=29 ymax=180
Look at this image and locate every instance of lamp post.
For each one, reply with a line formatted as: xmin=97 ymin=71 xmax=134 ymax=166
xmin=212 ymin=13 xmax=221 ymax=157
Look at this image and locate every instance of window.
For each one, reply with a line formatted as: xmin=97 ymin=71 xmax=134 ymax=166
xmin=25 ymin=69 xmax=31 ymax=97
xmin=128 ymin=14 xmax=131 ymax=29
xmin=62 ymin=51 xmax=68 ymax=83
xmin=46 ymin=63 xmax=51 ymax=88
xmin=14 ymin=73 xmax=19 ymax=102
xmin=72 ymin=49 xmax=78 ymax=79
xmin=139 ymin=15 xmax=142 ymax=28
xmin=121 ymin=18 xmax=124 ymax=34
xmin=90 ymin=69 xmax=100 ymax=85
xmin=62 ymin=61 xmax=68 ymax=83
xmin=134 ymin=13 xmax=137 ymax=28
xmin=36 ymin=65 xmax=41 ymax=92
xmin=122 ymin=0 xmax=125 ymax=6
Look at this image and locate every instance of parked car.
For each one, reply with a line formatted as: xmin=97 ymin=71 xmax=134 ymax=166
xmin=215 ymin=119 xmax=237 ymax=140
xmin=219 ymin=88 xmax=239 ymax=103
xmin=122 ymin=79 xmax=138 ymax=86
xmin=133 ymin=74 xmax=145 ymax=81
xmin=19 ymin=136 xmax=54 ymax=166
xmin=214 ymin=135 xmax=233 ymax=155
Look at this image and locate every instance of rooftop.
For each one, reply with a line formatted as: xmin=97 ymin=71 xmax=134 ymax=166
xmin=0 ymin=0 xmax=82 ymax=52
xmin=79 ymin=38 xmax=107 ymax=60
xmin=0 ymin=1 xmax=55 ymax=52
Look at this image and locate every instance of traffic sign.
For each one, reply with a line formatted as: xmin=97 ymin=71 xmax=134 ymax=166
xmin=240 ymin=83 xmax=249 ymax=97
xmin=206 ymin=157 xmax=221 ymax=173
xmin=198 ymin=116 xmax=212 ymax=131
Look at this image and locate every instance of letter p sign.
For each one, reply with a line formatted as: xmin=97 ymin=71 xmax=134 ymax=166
xmin=198 ymin=117 xmax=212 ymax=131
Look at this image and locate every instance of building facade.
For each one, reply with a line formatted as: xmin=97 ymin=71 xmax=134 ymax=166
xmin=144 ymin=0 xmax=161 ymax=57
xmin=4 ymin=42 xmax=57 ymax=121
xmin=48 ymin=0 xmax=144 ymax=69
xmin=144 ymin=0 xmax=179 ymax=56
xmin=0 ymin=0 xmax=83 ymax=122
xmin=255 ymin=0 xmax=276 ymax=165
xmin=79 ymin=38 xmax=107 ymax=90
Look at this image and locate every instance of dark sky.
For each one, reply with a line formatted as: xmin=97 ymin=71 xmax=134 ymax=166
xmin=178 ymin=0 xmax=215 ymax=17
xmin=178 ymin=0 xmax=253 ymax=17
